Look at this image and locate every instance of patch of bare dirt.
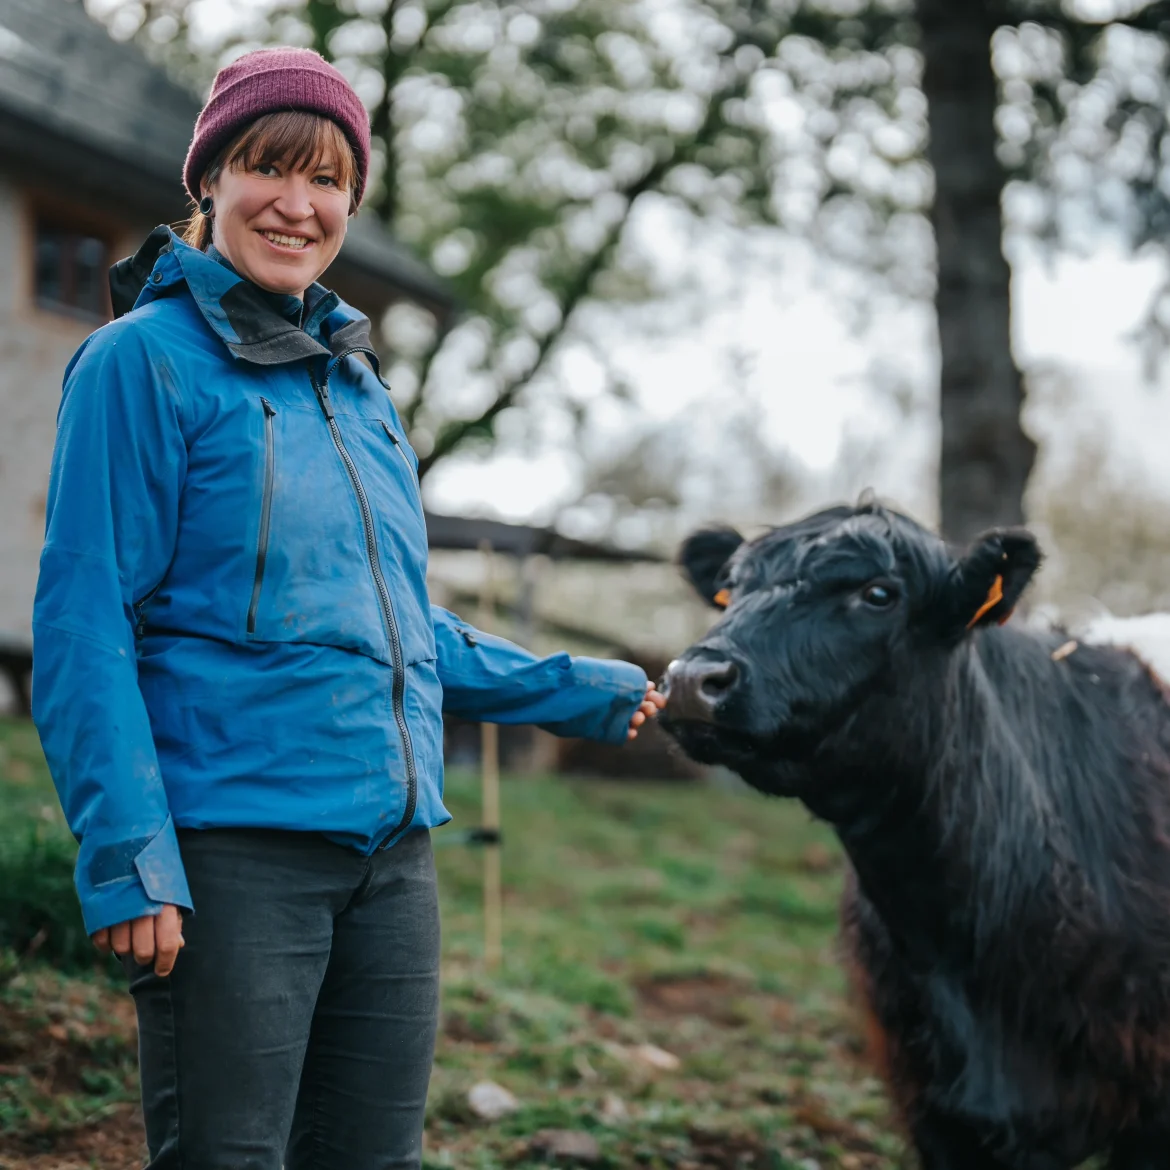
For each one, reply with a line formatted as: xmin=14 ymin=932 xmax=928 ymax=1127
xmin=685 ymin=1125 xmax=772 ymax=1168
xmin=0 ymin=1105 xmax=145 ymax=1169
xmin=0 ymin=974 xmax=141 ymax=1167
xmin=633 ymin=972 xmax=759 ymax=1027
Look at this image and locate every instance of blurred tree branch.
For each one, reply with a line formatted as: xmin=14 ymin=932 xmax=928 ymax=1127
xmin=416 ymin=29 xmax=773 ymax=478
xmin=1073 ymin=1 xmax=1170 ymax=32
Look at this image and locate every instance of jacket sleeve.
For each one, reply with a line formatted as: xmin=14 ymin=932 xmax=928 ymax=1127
xmin=431 ymin=605 xmax=648 ymax=745
xmin=32 ymin=323 xmax=193 ymax=936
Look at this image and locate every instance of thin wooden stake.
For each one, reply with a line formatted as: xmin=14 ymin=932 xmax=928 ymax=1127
xmin=478 ymin=540 xmax=503 ymax=971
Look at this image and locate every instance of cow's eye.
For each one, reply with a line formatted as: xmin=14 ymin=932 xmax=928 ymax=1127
xmin=861 ymin=583 xmax=897 ymax=608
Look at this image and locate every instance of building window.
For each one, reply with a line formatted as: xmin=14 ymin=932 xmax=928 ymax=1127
xmin=35 ymin=224 xmax=110 ymax=320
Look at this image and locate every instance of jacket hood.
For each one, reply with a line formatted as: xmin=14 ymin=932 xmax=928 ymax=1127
xmin=108 ymin=225 xmax=381 ymax=372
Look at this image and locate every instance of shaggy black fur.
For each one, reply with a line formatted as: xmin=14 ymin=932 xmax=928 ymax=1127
xmin=659 ymin=500 xmax=1170 ymax=1170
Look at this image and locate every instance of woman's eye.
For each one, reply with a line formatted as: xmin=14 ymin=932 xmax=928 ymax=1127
xmin=313 ymin=174 xmax=339 ymax=187
xmin=256 ymin=162 xmax=280 ymax=177
xmin=861 ymin=583 xmax=897 ymax=608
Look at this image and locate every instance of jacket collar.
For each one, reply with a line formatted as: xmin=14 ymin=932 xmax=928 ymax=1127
xmin=109 ymin=226 xmax=383 ymax=375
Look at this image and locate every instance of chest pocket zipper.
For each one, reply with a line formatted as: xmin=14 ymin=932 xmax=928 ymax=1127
xmin=247 ymin=398 xmax=276 ymax=635
xmin=133 ymin=583 xmax=163 ymax=639
xmin=381 ymin=421 xmax=419 ymax=489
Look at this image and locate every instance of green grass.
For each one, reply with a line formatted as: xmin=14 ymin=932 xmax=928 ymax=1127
xmin=0 ymin=717 xmax=902 ymax=1169
xmin=0 ymin=721 xmax=95 ymax=970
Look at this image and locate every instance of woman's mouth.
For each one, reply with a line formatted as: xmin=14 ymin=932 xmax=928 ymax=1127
xmin=258 ymin=230 xmax=313 ymax=252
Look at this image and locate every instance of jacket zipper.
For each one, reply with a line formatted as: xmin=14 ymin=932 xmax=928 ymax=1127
xmin=133 ymin=583 xmax=163 ymax=639
xmin=312 ymin=352 xmax=419 ymax=838
xmin=381 ymin=421 xmax=420 ymax=489
xmin=247 ymin=398 xmax=276 ymax=635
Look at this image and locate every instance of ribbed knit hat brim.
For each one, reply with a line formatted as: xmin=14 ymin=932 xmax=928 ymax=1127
xmin=183 ymin=47 xmax=371 ymax=207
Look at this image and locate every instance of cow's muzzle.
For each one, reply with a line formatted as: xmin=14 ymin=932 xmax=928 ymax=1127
xmin=660 ymin=655 xmax=741 ymax=724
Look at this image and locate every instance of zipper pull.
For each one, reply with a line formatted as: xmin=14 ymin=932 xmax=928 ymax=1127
xmin=315 ymin=380 xmax=335 ymax=421
xmin=261 ymin=397 xmax=276 ymax=417
xmin=381 ymin=421 xmax=399 ymax=445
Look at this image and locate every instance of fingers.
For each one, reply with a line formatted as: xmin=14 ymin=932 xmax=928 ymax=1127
xmin=109 ymin=919 xmax=132 ymax=958
xmin=132 ymin=915 xmax=157 ymax=967
xmin=629 ymin=682 xmax=670 ymax=741
xmin=98 ymin=910 xmax=185 ymax=976
xmin=152 ymin=905 xmax=185 ymax=977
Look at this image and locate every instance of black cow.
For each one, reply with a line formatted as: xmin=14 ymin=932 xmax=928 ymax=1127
xmin=659 ymin=499 xmax=1170 ymax=1170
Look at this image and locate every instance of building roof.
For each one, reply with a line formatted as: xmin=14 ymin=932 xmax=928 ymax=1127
xmin=424 ymin=511 xmax=666 ymax=563
xmin=0 ymin=0 xmax=453 ymax=314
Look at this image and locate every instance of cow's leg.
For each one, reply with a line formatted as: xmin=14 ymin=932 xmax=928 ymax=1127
xmin=1110 ymin=1128 xmax=1170 ymax=1170
xmin=910 ymin=1112 xmax=1011 ymax=1170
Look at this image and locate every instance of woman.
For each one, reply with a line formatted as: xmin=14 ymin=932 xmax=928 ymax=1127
xmin=32 ymin=47 xmax=664 ymax=1170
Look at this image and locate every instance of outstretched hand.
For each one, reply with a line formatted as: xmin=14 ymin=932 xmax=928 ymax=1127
xmin=628 ymin=681 xmax=667 ymax=740
xmin=92 ymin=903 xmax=185 ymax=976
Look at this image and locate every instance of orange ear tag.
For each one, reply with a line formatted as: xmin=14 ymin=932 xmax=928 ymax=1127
xmin=966 ymin=574 xmax=1004 ymax=629
xmin=713 ymin=588 xmax=731 ymax=609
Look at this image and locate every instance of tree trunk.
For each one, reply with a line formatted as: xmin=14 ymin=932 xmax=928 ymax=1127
xmin=918 ymin=0 xmax=1035 ymax=545
xmin=369 ymin=0 xmax=404 ymax=228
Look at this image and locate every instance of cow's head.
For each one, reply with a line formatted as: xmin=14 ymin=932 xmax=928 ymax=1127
xmin=659 ymin=499 xmax=1042 ymax=798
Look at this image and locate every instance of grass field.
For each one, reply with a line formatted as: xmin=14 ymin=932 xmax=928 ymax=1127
xmin=0 ymin=717 xmax=903 ymax=1169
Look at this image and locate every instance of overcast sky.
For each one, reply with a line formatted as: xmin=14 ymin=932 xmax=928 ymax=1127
xmin=425 ymin=228 xmax=1170 ymax=539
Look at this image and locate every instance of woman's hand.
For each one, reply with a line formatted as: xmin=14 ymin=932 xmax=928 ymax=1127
xmin=628 ymin=680 xmax=667 ymax=740
xmin=92 ymin=904 xmax=185 ymax=976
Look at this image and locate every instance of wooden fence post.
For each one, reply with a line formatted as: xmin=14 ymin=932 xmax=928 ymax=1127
xmin=478 ymin=540 xmax=503 ymax=971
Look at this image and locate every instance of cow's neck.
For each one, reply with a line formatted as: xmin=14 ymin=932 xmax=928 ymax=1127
xmin=807 ymin=626 xmax=1131 ymax=967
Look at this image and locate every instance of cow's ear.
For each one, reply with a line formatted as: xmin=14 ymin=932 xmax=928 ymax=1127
xmin=949 ymin=528 xmax=1042 ymax=632
xmin=678 ymin=526 xmax=745 ymax=609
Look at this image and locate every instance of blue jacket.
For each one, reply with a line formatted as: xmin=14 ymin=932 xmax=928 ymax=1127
xmin=32 ymin=227 xmax=648 ymax=935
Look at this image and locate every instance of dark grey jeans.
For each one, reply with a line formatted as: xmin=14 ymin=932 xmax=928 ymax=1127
xmin=124 ymin=826 xmax=440 ymax=1170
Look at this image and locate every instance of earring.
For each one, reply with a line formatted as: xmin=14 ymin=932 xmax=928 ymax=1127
xmin=198 ymin=196 xmax=214 ymax=216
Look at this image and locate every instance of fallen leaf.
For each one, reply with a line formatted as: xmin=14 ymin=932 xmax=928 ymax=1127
xmin=630 ymin=1042 xmax=680 ymax=1072
xmin=598 ymin=1092 xmax=629 ymax=1124
xmin=800 ymin=843 xmax=837 ymax=873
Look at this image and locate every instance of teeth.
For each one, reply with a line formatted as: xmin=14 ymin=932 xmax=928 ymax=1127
xmin=262 ymin=231 xmax=309 ymax=249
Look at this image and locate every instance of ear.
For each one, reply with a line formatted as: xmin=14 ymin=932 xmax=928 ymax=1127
xmin=949 ymin=528 xmax=1042 ymax=632
xmin=677 ymin=525 xmax=745 ymax=609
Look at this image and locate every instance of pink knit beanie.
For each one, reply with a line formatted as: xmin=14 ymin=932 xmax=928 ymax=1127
xmin=183 ymin=47 xmax=371 ymax=207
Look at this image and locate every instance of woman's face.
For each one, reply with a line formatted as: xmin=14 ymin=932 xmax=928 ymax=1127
xmin=204 ymin=152 xmax=351 ymax=299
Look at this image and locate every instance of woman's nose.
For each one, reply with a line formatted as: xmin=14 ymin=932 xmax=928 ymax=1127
xmin=271 ymin=178 xmax=315 ymax=221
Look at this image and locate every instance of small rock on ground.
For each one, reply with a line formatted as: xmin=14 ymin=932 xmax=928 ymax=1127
xmin=467 ymin=1079 xmax=519 ymax=1121
xmin=526 ymin=1129 xmax=602 ymax=1164
xmin=630 ymin=1042 xmax=681 ymax=1071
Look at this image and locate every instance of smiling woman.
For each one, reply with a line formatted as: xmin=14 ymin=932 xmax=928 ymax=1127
xmin=31 ymin=43 xmax=662 ymax=1170
xmin=182 ymin=109 xmax=358 ymax=298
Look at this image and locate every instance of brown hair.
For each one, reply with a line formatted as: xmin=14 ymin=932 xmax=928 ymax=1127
xmin=181 ymin=110 xmax=358 ymax=250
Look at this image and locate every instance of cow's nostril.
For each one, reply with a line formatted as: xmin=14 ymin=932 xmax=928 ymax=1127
xmin=662 ymin=655 xmax=740 ymax=722
xmin=699 ymin=661 xmax=738 ymax=698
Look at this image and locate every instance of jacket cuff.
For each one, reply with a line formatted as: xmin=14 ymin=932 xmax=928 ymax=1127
xmin=560 ymin=657 xmax=649 ymax=745
xmin=77 ymin=815 xmax=193 ymax=935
